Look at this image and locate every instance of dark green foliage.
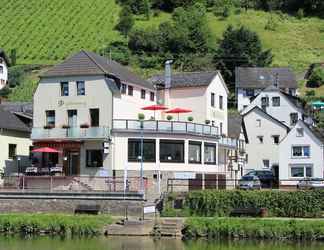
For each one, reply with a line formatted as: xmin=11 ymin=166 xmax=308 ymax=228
xmin=305 ymin=90 xmax=315 ymax=97
xmin=183 ymin=217 xmax=324 ymax=240
xmin=184 ymin=190 xmax=324 ymax=217
xmin=101 ymin=41 xmax=130 ymax=65
xmin=315 ymin=111 xmax=324 ymax=129
xmin=115 ymin=6 xmax=134 ymax=37
xmin=116 ymin=0 xmax=149 ymax=14
xmin=9 ymin=49 xmax=16 ymax=66
xmin=264 ymin=15 xmax=278 ymax=31
xmin=307 ymin=66 xmax=324 ymax=88
xmin=0 ymin=86 xmax=11 ymax=97
xmin=214 ymin=25 xmax=273 ymax=88
xmin=8 ymin=65 xmax=42 ymax=88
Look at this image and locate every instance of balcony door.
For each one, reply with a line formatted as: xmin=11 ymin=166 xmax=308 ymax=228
xmin=68 ymin=110 xmax=78 ymax=127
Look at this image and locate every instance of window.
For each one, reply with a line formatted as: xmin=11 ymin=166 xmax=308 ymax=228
xmin=256 ymin=119 xmax=261 ymax=127
xmin=0 ymin=66 xmax=3 ymax=74
xmin=243 ymin=105 xmax=248 ymax=109
xmin=272 ymin=96 xmax=280 ymax=106
xmin=86 ymin=150 xmax=103 ymax=167
xmin=262 ymin=159 xmax=270 ymax=168
xmin=211 ymin=93 xmax=215 ymax=107
xmin=90 ymin=108 xmax=99 ymax=127
xmin=290 ymin=165 xmax=313 ymax=178
xmin=290 ymin=113 xmax=298 ymax=125
xmin=273 ymin=135 xmax=280 ymax=144
xmin=76 ymin=81 xmax=85 ymax=96
xmin=160 ymin=140 xmax=184 ymax=163
xmin=8 ymin=144 xmax=17 ymax=159
xmin=245 ymin=89 xmax=254 ymax=97
xmin=45 ymin=110 xmax=55 ymax=126
xmin=204 ymin=143 xmax=216 ymax=164
xmin=292 ymin=146 xmax=310 ymax=157
xmin=150 ymin=92 xmax=155 ymax=101
xmin=128 ymin=139 xmax=156 ymax=162
xmin=257 ymin=136 xmax=264 ymax=144
xmin=261 ymin=97 xmax=269 ymax=107
xmin=60 ymin=82 xmax=69 ymax=96
xmin=121 ymin=84 xmax=127 ymax=94
xmin=128 ymin=85 xmax=133 ymax=96
xmin=219 ymin=95 xmax=223 ymax=110
xmin=296 ymin=128 xmax=304 ymax=137
xmin=141 ymin=89 xmax=146 ymax=99
xmin=67 ymin=110 xmax=77 ymax=127
xmin=189 ymin=141 xmax=201 ymax=164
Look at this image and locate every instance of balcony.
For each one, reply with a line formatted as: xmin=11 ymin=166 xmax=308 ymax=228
xmin=31 ymin=127 xmax=110 ymax=141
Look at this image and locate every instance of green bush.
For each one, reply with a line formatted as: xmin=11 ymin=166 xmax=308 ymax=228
xmin=184 ymin=190 xmax=324 ymax=218
xmin=183 ymin=217 xmax=324 ymax=240
xmin=308 ymin=66 xmax=324 ymax=87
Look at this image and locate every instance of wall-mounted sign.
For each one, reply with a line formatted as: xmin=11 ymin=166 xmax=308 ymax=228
xmin=174 ymin=172 xmax=196 ymax=179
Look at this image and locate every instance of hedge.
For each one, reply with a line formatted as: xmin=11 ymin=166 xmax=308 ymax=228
xmin=183 ymin=217 xmax=324 ymax=240
xmin=184 ymin=190 xmax=324 ymax=218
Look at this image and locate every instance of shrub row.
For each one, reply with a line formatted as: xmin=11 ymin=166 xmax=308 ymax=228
xmin=185 ymin=190 xmax=324 ymax=218
xmin=183 ymin=217 xmax=324 ymax=240
xmin=0 ymin=214 xmax=112 ymax=236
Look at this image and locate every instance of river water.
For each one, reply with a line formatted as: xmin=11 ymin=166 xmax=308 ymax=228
xmin=0 ymin=236 xmax=323 ymax=250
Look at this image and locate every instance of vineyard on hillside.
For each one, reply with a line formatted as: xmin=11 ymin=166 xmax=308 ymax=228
xmin=0 ymin=0 xmax=122 ymax=64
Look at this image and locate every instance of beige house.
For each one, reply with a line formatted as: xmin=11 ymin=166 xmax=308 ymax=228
xmin=0 ymin=106 xmax=32 ymax=175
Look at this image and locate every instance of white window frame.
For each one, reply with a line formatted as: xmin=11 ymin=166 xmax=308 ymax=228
xmin=291 ymin=145 xmax=311 ymax=158
xmin=289 ymin=164 xmax=313 ymax=178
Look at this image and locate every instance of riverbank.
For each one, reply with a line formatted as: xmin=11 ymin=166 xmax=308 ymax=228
xmin=0 ymin=214 xmax=112 ymax=236
xmin=183 ymin=217 xmax=324 ymax=241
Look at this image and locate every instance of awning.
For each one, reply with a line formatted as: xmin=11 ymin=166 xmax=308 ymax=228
xmin=32 ymin=147 xmax=61 ymax=153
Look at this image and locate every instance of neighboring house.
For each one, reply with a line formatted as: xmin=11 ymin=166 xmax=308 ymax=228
xmin=242 ymin=106 xmax=290 ymax=176
xmin=241 ymin=85 xmax=312 ymax=128
xmin=150 ymin=68 xmax=229 ymax=135
xmin=279 ymin=120 xmax=324 ymax=185
xmin=227 ymin=113 xmax=246 ymax=180
xmin=0 ymin=49 xmax=10 ymax=90
xmin=31 ymin=51 xmax=239 ymax=198
xmin=236 ymin=67 xmax=298 ymax=111
xmin=0 ymin=106 xmax=32 ymax=175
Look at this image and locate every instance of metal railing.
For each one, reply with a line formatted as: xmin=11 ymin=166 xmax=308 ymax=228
xmin=1 ymin=176 xmax=146 ymax=193
xmin=31 ymin=126 xmax=110 ymax=140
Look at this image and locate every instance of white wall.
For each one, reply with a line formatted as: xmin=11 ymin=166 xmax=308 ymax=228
xmin=244 ymin=108 xmax=288 ymax=171
xmin=241 ymin=90 xmax=303 ymax=128
xmin=237 ymin=88 xmax=262 ymax=111
xmin=0 ymin=130 xmax=32 ymax=175
xmin=113 ymin=84 xmax=157 ymax=120
xmin=279 ymin=121 xmax=324 ymax=180
xmin=0 ymin=58 xmax=8 ymax=90
xmin=34 ymin=76 xmax=113 ymax=128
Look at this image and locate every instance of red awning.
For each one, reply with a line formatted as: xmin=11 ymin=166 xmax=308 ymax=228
xmin=32 ymin=147 xmax=60 ymax=153
xmin=165 ymin=108 xmax=192 ymax=114
xmin=141 ymin=104 xmax=168 ymax=111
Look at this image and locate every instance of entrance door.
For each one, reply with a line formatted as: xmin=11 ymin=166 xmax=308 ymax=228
xmin=68 ymin=151 xmax=80 ymax=176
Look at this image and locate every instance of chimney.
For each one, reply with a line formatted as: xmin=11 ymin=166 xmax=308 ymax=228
xmin=165 ymin=60 xmax=173 ymax=89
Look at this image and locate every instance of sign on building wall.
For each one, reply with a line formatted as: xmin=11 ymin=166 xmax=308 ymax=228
xmin=174 ymin=172 xmax=196 ymax=179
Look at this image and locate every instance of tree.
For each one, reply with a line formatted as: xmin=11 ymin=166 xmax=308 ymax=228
xmin=115 ymin=6 xmax=134 ymax=37
xmin=214 ymin=25 xmax=273 ymax=86
xmin=307 ymin=66 xmax=324 ymax=88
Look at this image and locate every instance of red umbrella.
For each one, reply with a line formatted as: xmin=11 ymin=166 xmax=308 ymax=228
xmin=32 ymin=147 xmax=60 ymax=153
xmin=165 ymin=107 xmax=192 ymax=121
xmin=142 ymin=104 xmax=168 ymax=119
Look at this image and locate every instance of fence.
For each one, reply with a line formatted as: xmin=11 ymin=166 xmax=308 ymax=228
xmin=1 ymin=176 xmax=147 ymax=193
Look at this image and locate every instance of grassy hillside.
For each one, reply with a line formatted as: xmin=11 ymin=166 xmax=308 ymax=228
xmin=0 ymin=1 xmax=323 ymax=101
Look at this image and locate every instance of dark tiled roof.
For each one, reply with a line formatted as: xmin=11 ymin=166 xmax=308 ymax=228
xmin=42 ymin=50 xmax=153 ymax=90
xmin=149 ymin=71 xmax=218 ymax=88
xmin=0 ymin=49 xmax=10 ymax=66
xmin=0 ymin=106 xmax=30 ymax=132
xmin=228 ymin=113 xmax=242 ymax=138
xmin=0 ymin=102 xmax=33 ymax=115
xmin=235 ymin=67 xmax=297 ymax=89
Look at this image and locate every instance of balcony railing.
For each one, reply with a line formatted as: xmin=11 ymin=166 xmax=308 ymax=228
xmin=31 ymin=127 xmax=110 ymax=140
xmin=113 ymin=119 xmax=219 ymax=137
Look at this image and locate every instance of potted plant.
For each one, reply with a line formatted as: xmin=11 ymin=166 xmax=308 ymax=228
xmin=44 ymin=124 xmax=54 ymax=129
xmin=62 ymin=124 xmax=70 ymax=129
xmin=167 ymin=115 xmax=173 ymax=121
xmin=138 ymin=113 xmax=145 ymax=121
xmin=187 ymin=116 xmax=194 ymax=122
xmin=80 ymin=123 xmax=90 ymax=129
xmin=205 ymin=119 xmax=211 ymax=125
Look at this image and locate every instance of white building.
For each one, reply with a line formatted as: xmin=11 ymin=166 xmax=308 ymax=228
xmin=242 ymin=106 xmax=289 ymax=175
xmin=279 ymin=120 xmax=324 ymax=184
xmin=0 ymin=49 xmax=10 ymax=90
xmin=31 ymin=51 xmax=242 ymax=197
xmin=236 ymin=67 xmax=298 ymax=111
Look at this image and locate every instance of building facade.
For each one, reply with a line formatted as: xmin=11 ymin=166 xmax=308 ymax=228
xmin=0 ymin=49 xmax=9 ymax=90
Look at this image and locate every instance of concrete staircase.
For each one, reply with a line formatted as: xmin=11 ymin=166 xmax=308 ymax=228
xmin=153 ymin=219 xmax=183 ymax=237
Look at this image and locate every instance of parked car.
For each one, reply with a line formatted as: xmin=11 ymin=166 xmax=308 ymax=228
xmin=238 ymin=175 xmax=261 ymax=190
xmin=297 ymin=178 xmax=324 ymax=190
xmin=242 ymin=170 xmax=275 ymax=188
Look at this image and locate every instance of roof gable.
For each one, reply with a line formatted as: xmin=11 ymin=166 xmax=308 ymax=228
xmin=0 ymin=106 xmax=30 ymax=132
xmin=236 ymin=67 xmax=297 ymax=89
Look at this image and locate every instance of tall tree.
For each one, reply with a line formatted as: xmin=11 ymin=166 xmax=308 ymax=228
xmin=115 ymin=6 xmax=134 ymax=37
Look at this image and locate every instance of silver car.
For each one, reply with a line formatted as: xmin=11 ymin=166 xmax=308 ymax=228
xmin=297 ymin=178 xmax=324 ymax=190
xmin=238 ymin=175 xmax=261 ymax=190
